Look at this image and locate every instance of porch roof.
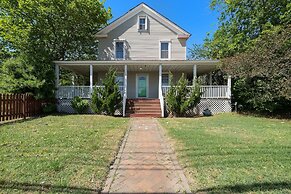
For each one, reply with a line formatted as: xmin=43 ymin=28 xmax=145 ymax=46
xmin=54 ymin=60 xmax=220 ymax=76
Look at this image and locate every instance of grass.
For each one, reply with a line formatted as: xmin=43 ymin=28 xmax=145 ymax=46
xmin=0 ymin=115 xmax=129 ymax=193
xmin=159 ymin=113 xmax=291 ymax=193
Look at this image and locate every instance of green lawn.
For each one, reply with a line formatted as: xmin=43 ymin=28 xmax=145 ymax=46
xmin=159 ymin=113 xmax=291 ymax=193
xmin=0 ymin=115 xmax=129 ymax=193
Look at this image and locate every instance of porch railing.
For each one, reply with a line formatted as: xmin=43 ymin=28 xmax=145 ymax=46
xmin=162 ymin=85 xmax=229 ymax=99
xmin=56 ymin=86 xmax=124 ymax=99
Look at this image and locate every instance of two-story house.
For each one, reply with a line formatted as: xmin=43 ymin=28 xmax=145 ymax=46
xmin=54 ymin=3 xmax=232 ymax=117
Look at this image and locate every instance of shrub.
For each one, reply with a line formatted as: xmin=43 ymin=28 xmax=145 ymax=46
xmin=166 ymin=73 xmax=202 ymax=117
xmin=71 ymin=96 xmax=89 ymax=114
xmin=42 ymin=103 xmax=57 ymax=114
xmin=91 ymin=68 xmax=122 ymax=116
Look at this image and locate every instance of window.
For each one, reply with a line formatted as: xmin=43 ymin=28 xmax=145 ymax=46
xmin=138 ymin=16 xmax=147 ymax=31
xmin=160 ymin=42 xmax=170 ymax=59
xmin=115 ymin=41 xmax=124 ymax=59
xmin=162 ymin=73 xmax=169 ymax=86
xmin=116 ymin=73 xmax=124 ymax=86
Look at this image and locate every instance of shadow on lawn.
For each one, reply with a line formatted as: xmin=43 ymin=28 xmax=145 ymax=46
xmin=196 ymin=181 xmax=291 ymax=193
xmin=0 ymin=180 xmax=99 ymax=194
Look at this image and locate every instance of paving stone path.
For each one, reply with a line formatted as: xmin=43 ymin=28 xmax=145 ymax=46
xmin=102 ymin=118 xmax=191 ymax=194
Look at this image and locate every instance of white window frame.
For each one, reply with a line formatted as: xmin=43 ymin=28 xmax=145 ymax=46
xmin=137 ymin=16 xmax=148 ymax=31
xmin=159 ymin=41 xmax=171 ymax=60
xmin=114 ymin=39 xmax=125 ymax=60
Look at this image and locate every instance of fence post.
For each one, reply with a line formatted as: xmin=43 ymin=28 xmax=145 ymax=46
xmin=22 ymin=94 xmax=26 ymax=119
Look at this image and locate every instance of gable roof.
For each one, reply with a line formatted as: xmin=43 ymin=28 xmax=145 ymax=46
xmin=96 ymin=3 xmax=191 ymax=39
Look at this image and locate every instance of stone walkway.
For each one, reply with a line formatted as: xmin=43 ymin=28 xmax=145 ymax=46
xmin=102 ymin=118 xmax=191 ymax=194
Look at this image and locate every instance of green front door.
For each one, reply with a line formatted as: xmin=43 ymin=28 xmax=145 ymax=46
xmin=137 ymin=74 xmax=148 ymax=98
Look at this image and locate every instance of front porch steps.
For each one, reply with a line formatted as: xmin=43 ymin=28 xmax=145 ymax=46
xmin=126 ymin=99 xmax=162 ymax=118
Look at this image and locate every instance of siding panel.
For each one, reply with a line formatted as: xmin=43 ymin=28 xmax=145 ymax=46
xmin=99 ymin=11 xmax=186 ymax=60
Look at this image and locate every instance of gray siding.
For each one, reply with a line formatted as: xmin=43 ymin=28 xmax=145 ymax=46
xmin=93 ymin=71 xmax=191 ymax=99
xmin=98 ymin=11 xmax=186 ymax=60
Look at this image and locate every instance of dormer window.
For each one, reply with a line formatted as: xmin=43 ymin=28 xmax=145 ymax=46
xmin=138 ymin=16 xmax=148 ymax=31
xmin=114 ymin=40 xmax=125 ymax=60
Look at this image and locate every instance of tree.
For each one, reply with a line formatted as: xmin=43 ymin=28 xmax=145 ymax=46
xmin=223 ymin=26 xmax=291 ymax=113
xmin=188 ymin=43 xmax=210 ymax=60
xmin=198 ymin=0 xmax=291 ymax=114
xmin=91 ymin=68 xmax=122 ymax=116
xmin=0 ymin=55 xmax=43 ymax=94
xmin=166 ymin=73 xmax=202 ymax=117
xmin=206 ymin=0 xmax=290 ymax=59
xmin=0 ymin=0 xmax=111 ymax=98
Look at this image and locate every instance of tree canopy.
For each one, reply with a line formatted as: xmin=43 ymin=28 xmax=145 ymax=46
xmin=206 ymin=0 xmax=290 ymax=59
xmin=195 ymin=0 xmax=291 ymax=114
xmin=0 ymin=0 xmax=111 ymax=98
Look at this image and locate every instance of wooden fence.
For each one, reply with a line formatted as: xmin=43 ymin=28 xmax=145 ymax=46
xmin=0 ymin=94 xmax=48 ymax=122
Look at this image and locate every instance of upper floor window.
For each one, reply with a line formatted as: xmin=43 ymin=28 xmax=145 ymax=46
xmin=115 ymin=41 xmax=124 ymax=59
xmin=138 ymin=16 xmax=148 ymax=31
xmin=160 ymin=41 xmax=171 ymax=59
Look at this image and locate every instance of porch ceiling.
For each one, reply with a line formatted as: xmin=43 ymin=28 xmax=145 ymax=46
xmin=55 ymin=60 xmax=219 ymax=76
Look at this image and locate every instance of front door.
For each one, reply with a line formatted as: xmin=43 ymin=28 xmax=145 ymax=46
xmin=136 ymin=74 xmax=148 ymax=98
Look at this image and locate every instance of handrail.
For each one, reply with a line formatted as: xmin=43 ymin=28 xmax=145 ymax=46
xmin=57 ymin=85 xmax=124 ymax=99
xmin=162 ymin=85 xmax=229 ymax=99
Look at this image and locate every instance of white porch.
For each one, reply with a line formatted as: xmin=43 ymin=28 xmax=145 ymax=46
xmin=54 ymin=60 xmax=232 ymax=117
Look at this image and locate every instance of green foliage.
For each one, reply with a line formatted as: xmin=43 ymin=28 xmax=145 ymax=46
xmin=0 ymin=0 xmax=111 ymax=98
xmin=166 ymin=73 xmax=202 ymax=117
xmin=42 ymin=103 xmax=57 ymax=114
xmin=188 ymin=43 xmax=210 ymax=60
xmin=198 ymin=0 xmax=290 ymax=114
xmin=71 ymin=96 xmax=89 ymax=114
xmin=0 ymin=55 xmax=44 ymax=94
xmin=206 ymin=0 xmax=290 ymax=58
xmin=223 ymin=26 xmax=291 ymax=113
xmin=91 ymin=68 xmax=122 ymax=116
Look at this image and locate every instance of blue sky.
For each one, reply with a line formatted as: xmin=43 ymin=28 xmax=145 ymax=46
xmin=104 ymin=0 xmax=219 ymax=51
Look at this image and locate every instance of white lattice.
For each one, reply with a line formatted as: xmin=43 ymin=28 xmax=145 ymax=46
xmin=57 ymin=99 xmax=123 ymax=116
xmin=196 ymin=99 xmax=231 ymax=115
xmin=164 ymin=98 xmax=231 ymax=117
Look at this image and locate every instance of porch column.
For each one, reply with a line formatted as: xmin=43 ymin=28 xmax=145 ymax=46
xmin=158 ymin=64 xmax=164 ymax=117
xmin=123 ymin=65 xmax=128 ymax=117
xmin=193 ymin=64 xmax=197 ymax=84
xmin=89 ymin=64 xmax=93 ymax=94
xmin=227 ymin=75 xmax=232 ymax=99
xmin=55 ymin=64 xmax=60 ymax=88
xmin=158 ymin=64 xmax=162 ymax=97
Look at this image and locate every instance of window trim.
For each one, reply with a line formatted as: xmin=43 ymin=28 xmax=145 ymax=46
xmin=137 ymin=16 xmax=148 ymax=31
xmin=159 ymin=40 xmax=171 ymax=60
xmin=113 ymin=39 xmax=125 ymax=60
